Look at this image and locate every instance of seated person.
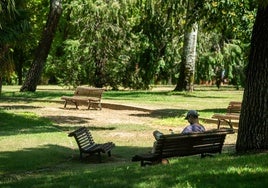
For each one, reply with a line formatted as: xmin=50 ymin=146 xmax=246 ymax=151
xmin=151 ymin=110 xmax=205 ymax=153
xmin=182 ymin=110 xmax=205 ymax=134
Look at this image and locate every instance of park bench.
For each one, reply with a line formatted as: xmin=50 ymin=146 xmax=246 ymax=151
xmin=61 ymin=86 xmax=105 ymax=110
xmin=68 ymin=127 xmax=115 ymax=162
xmin=132 ymin=129 xmax=234 ymax=167
xmin=212 ymin=101 xmax=241 ymax=129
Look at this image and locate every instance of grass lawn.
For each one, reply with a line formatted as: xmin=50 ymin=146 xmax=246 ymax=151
xmin=1 ymin=85 xmax=268 ymax=188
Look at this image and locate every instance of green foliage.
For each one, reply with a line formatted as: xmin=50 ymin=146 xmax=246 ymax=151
xmin=46 ymin=39 xmax=86 ymax=87
xmin=201 ymin=0 xmax=256 ymax=41
xmin=2 ymin=0 xmax=257 ymax=90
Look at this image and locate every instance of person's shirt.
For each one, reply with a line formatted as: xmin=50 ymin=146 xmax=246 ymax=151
xmin=181 ymin=123 xmax=205 ymax=134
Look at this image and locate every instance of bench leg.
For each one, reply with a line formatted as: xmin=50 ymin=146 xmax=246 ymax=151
xmin=64 ymin=100 xmax=67 ymax=108
xmin=141 ymin=160 xmax=147 ymax=167
xmin=140 ymin=159 xmax=162 ymax=167
xmin=201 ymin=153 xmax=214 ymax=158
xmin=98 ymin=103 xmax=102 ymax=110
xmin=227 ymin=121 xmax=233 ymax=129
xmin=217 ymin=119 xmax=221 ymax=129
xmin=87 ymin=102 xmax=92 ymax=110
xmin=97 ymin=152 xmax=102 ymax=163
xmin=73 ymin=101 xmax=79 ymax=109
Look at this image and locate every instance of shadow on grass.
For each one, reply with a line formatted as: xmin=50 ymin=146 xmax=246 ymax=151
xmin=45 ymin=115 xmax=93 ymax=124
xmin=131 ymin=108 xmax=227 ymax=119
xmin=0 ymin=105 xmax=42 ymax=110
xmin=0 ymin=108 xmax=118 ymax=138
xmin=0 ymin=145 xmax=146 ymax=176
xmin=104 ymin=90 xmax=228 ymax=99
xmin=2 ymin=148 xmax=268 ymax=187
xmin=0 ymin=110 xmax=72 ymax=136
xmin=0 ymin=90 xmax=68 ymax=100
xmin=0 ymin=144 xmax=73 ymax=174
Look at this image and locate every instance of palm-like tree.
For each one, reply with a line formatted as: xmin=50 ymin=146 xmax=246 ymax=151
xmin=0 ymin=0 xmax=30 ymax=94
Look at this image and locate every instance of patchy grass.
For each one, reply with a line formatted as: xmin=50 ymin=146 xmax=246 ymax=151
xmin=2 ymin=85 xmax=266 ymax=188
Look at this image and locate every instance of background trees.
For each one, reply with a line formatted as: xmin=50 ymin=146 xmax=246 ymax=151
xmin=1 ymin=0 xmax=255 ymax=91
xmin=1 ymin=0 xmax=267 ymax=153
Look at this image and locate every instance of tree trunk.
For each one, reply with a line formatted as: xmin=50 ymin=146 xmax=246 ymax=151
xmin=236 ymin=5 xmax=268 ymax=152
xmin=20 ymin=0 xmax=62 ymax=92
xmin=174 ymin=22 xmax=198 ymax=92
xmin=0 ymin=76 xmax=2 ymax=95
xmin=94 ymin=58 xmax=106 ymax=88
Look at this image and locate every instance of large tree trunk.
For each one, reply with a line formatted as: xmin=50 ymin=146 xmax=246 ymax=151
xmin=20 ymin=0 xmax=62 ymax=92
xmin=236 ymin=5 xmax=268 ymax=152
xmin=0 ymin=76 xmax=2 ymax=95
xmin=0 ymin=44 xmax=10 ymax=95
xmin=174 ymin=22 xmax=198 ymax=92
xmin=94 ymin=59 xmax=105 ymax=88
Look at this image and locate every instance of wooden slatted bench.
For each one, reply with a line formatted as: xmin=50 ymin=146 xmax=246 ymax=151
xmin=68 ymin=127 xmax=115 ymax=162
xmin=132 ymin=129 xmax=234 ymax=167
xmin=61 ymin=86 xmax=105 ymax=110
xmin=212 ymin=101 xmax=241 ymax=129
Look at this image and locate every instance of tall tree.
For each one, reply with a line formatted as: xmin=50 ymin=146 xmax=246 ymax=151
xmin=20 ymin=0 xmax=62 ymax=92
xmin=174 ymin=1 xmax=198 ymax=92
xmin=174 ymin=22 xmax=198 ymax=91
xmin=236 ymin=2 xmax=268 ymax=152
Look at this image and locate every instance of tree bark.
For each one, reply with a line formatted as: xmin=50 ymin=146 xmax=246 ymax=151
xmin=236 ymin=5 xmax=268 ymax=152
xmin=20 ymin=0 xmax=62 ymax=92
xmin=0 ymin=76 xmax=2 ymax=95
xmin=174 ymin=22 xmax=198 ymax=92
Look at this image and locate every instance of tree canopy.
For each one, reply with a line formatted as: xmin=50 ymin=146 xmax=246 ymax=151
xmin=0 ymin=0 xmax=256 ymax=91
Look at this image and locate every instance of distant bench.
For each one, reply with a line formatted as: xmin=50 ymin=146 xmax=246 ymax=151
xmin=212 ymin=101 xmax=241 ymax=129
xmin=132 ymin=129 xmax=234 ymax=166
xmin=61 ymin=86 xmax=105 ymax=110
xmin=68 ymin=127 xmax=115 ymax=162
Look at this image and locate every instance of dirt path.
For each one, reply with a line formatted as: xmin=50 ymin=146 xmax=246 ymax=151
xmin=0 ymin=100 xmax=237 ymax=152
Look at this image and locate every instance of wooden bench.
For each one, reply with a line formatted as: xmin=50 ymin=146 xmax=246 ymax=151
xmin=61 ymin=86 xmax=105 ymax=110
xmin=68 ymin=127 xmax=115 ymax=162
xmin=212 ymin=101 xmax=241 ymax=129
xmin=132 ymin=129 xmax=234 ymax=167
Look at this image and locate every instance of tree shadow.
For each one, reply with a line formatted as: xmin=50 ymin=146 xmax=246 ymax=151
xmin=0 ymin=145 xmax=142 ymax=177
xmin=3 ymin=144 xmax=267 ymax=187
xmin=131 ymin=108 xmax=227 ymax=119
xmin=0 ymin=105 xmax=41 ymax=110
xmin=45 ymin=115 xmax=93 ymax=124
xmin=102 ymin=103 xmax=151 ymax=112
xmin=0 ymin=110 xmax=70 ymax=136
xmin=0 ymin=144 xmax=73 ymax=175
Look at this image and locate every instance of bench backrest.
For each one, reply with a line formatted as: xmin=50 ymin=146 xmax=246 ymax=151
xmin=227 ymin=101 xmax=241 ymax=114
xmin=68 ymin=127 xmax=95 ymax=151
xmin=74 ymin=86 xmax=105 ymax=99
xmin=153 ymin=130 xmax=230 ymax=158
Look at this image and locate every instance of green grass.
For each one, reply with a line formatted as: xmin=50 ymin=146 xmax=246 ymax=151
xmin=1 ymin=85 xmax=267 ymax=187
